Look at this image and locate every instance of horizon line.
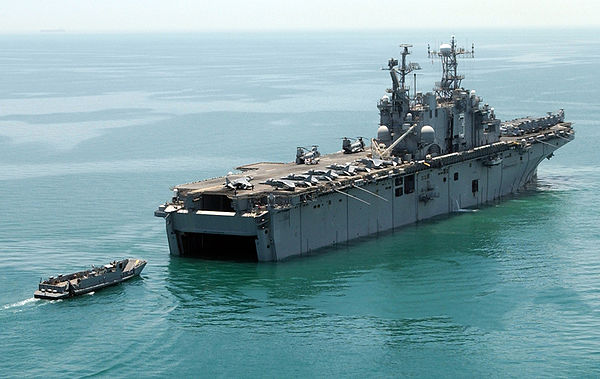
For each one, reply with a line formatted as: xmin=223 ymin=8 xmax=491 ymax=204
xmin=1 ymin=25 xmax=599 ymax=35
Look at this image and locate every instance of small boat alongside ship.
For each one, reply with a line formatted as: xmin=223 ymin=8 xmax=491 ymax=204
xmin=34 ymin=258 xmax=147 ymax=300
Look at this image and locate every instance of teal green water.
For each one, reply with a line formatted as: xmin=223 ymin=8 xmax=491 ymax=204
xmin=0 ymin=30 xmax=599 ymax=377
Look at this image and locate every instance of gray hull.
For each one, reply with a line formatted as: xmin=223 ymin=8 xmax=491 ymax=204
xmin=34 ymin=259 xmax=147 ymax=299
xmin=158 ymin=130 xmax=571 ymax=261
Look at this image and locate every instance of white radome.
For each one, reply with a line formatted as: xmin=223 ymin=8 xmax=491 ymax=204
xmin=377 ymin=124 xmax=391 ymax=142
xmin=420 ymin=125 xmax=435 ymax=144
xmin=440 ymin=43 xmax=452 ymax=56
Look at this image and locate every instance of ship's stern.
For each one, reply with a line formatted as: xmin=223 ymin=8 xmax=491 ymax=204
xmin=155 ymin=203 xmax=275 ymax=261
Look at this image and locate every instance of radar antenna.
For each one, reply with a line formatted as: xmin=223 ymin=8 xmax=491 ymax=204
xmin=427 ymin=36 xmax=474 ymax=98
xmin=384 ymin=44 xmax=421 ymax=97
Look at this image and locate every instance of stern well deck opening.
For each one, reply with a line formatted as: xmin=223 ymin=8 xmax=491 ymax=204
xmin=177 ymin=232 xmax=258 ymax=261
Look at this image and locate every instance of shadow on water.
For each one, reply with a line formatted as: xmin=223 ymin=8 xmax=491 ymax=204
xmin=163 ymin=240 xmax=498 ymax=351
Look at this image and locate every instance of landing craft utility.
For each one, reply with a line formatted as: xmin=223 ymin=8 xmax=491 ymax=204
xmin=155 ymin=37 xmax=574 ymax=262
xmin=34 ymin=258 xmax=147 ymax=299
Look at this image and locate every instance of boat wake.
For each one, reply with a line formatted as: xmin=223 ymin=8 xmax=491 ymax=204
xmin=2 ymin=297 xmax=38 ymax=310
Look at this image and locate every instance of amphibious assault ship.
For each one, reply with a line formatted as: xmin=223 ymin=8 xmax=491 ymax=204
xmin=155 ymin=37 xmax=574 ymax=261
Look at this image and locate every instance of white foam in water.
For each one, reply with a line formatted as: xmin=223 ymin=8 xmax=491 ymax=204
xmin=455 ymin=208 xmax=479 ymax=213
xmin=2 ymin=297 xmax=38 ymax=310
xmin=454 ymin=199 xmax=479 ymax=213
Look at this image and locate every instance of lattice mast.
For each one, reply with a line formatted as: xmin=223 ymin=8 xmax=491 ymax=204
xmin=428 ymin=36 xmax=474 ymax=98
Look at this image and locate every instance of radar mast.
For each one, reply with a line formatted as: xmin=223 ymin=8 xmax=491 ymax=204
xmin=385 ymin=44 xmax=421 ymax=99
xmin=428 ymin=36 xmax=474 ymax=98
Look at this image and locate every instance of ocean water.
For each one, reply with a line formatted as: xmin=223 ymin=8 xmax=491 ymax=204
xmin=0 ymin=29 xmax=599 ymax=377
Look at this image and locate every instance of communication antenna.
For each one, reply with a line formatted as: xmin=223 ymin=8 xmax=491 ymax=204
xmin=398 ymin=44 xmax=421 ymax=92
xmin=413 ymin=72 xmax=419 ymax=98
xmin=383 ymin=44 xmax=421 ymax=97
xmin=428 ymin=36 xmax=474 ymax=98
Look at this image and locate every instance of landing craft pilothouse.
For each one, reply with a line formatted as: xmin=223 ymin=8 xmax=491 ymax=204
xmin=155 ymin=36 xmax=573 ymax=261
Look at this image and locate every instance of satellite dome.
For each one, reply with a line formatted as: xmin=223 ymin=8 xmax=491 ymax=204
xmin=381 ymin=95 xmax=390 ymax=103
xmin=405 ymin=113 xmax=413 ymax=122
xmin=439 ymin=43 xmax=452 ymax=56
xmin=420 ymin=125 xmax=435 ymax=144
xmin=377 ymin=125 xmax=391 ymax=142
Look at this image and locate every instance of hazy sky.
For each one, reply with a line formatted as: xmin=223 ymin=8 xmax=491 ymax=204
xmin=1 ymin=0 xmax=598 ymax=32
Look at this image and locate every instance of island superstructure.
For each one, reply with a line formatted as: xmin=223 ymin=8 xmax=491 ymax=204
xmin=155 ymin=37 xmax=574 ymax=261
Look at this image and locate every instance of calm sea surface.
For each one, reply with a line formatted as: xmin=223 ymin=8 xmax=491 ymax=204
xmin=0 ymin=30 xmax=599 ymax=377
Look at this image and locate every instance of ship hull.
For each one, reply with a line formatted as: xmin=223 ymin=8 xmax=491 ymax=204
xmin=34 ymin=260 xmax=147 ymax=299
xmin=160 ymin=133 xmax=570 ymax=261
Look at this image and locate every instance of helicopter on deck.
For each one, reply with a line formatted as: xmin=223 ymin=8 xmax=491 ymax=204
xmin=342 ymin=137 xmax=365 ymax=154
xmin=296 ymin=145 xmax=320 ymax=165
